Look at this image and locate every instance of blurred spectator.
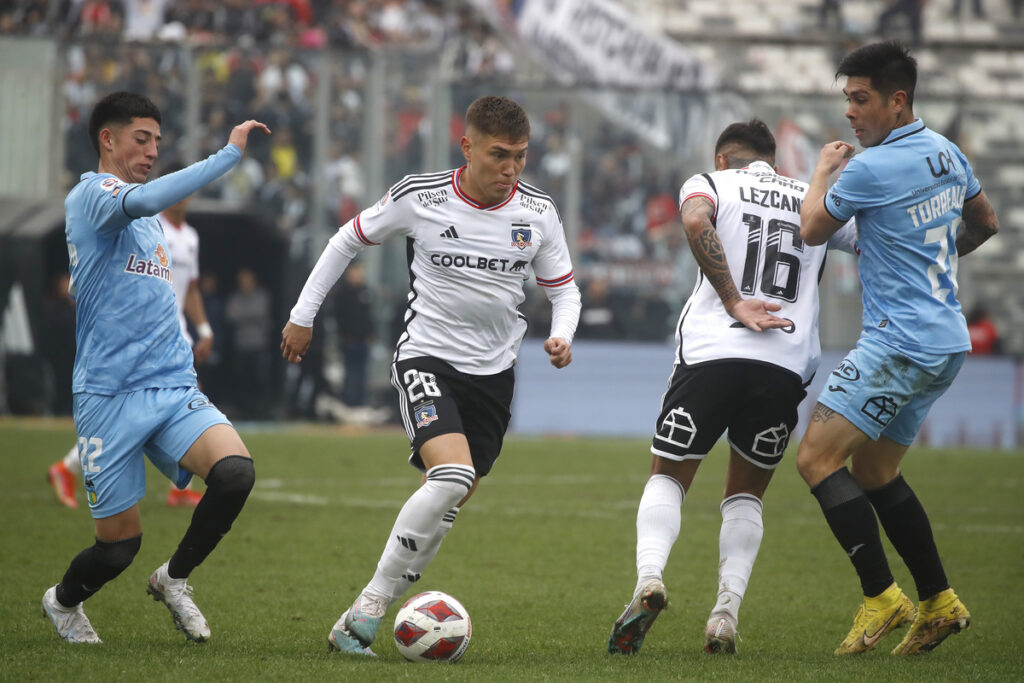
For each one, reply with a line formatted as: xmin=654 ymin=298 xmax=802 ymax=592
xmin=819 ymin=0 xmax=843 ymax=31
xmin=576 ymin=278 xmax=624 ymax=340
xmin=334 ymin=261 xmax=374 ymax=406
xmin=40 ymin=272 xmax=76 ymax=415
xmin=966 ymin=306 xmax=1003 ymax=355
xmin=951 ymin=0 xmax=986 ymax=17
xmin=877 ymin=0 xmax=924 ymax=46
xmin=196 ymin=273 xmax=227 ymax=399
xmin=225 ymin=268 xmax=273 ymax=418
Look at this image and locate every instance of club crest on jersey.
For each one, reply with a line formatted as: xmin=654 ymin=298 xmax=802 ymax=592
xmin=511 ymin=226 xmax=532 ymax=250
xmin=415 ymin=402 xmax=438 ymax=428
xmin=100 ymin=176 xmax=128 ymax=195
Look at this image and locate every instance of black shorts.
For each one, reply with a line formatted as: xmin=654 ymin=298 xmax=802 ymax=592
xmin=392 ymin=356 xmax=515 ymax=477
xmin=650 ymin=361 xmax=806 ymax=469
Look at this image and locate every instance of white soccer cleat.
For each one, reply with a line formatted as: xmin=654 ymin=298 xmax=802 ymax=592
xmin=704 ymin=610 xmax=739 ymax=654
xmin=147 ymin=562 xmax=211 ymax=642
xmin=42 ymin=585 xmax=102 ymax=643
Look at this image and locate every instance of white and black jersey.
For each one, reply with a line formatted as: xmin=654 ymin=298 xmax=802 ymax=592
xmin=290 ymin=167 xmax=581 ymax=375
xmin=676 ymin=160 xmax=857 ymax=384
xmin=159 ymin=213 xmax=200 ymax=345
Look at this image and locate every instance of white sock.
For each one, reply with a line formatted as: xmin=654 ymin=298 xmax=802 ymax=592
xmin=390 ymin=506 xmax=460 ymax=605
xmin=364 ymin=464 xmax=474 ymax=603
xmin=62 ymin=444 xmax=81 ymax=474
xmin=713 ymin=493 xmax=764 ymax=620
xmin=635 ymin=473 xmax=684 ymax=590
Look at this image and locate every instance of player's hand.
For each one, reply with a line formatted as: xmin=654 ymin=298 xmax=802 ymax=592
xmin=726 ymin=298 xmax=791 ymax=333
xmin=228 ymin=120 xmax=271 ymax=154
xmin=192 ymin=336 xmax=213 ymax=365
xmin=544 ymin=337 xmax=572 ymax=368
xmin=281 ymin=321 xmax=312 ymax=363
xmin=817 ymin=141 xmax=855 ymax=174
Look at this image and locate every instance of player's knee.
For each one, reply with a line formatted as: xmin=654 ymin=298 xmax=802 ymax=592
xmin=425 ymin=464 xmax=476 ymax=503
xmin=205 ymin=455 xmax=255 ymax=498
xmin=95 ymin=535 xmax=142 ymax=573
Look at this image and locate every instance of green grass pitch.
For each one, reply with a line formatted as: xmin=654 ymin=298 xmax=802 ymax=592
xmin=2 ymin=418 xmax=1023 ymax=681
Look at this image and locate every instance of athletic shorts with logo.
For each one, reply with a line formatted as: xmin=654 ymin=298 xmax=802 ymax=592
xmin=651 ymin=361 xmax=806 ymax=469
xmin=817 ymin=336 xmax=965 ymax=445
xmin=73 ymin=386 xmax=231 ymax=518
xmin=392 ymin=356 xmax=514 ymax=477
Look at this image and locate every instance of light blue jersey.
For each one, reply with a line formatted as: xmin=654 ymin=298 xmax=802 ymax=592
xmin=66 ymin=144 xmax=241 ymax=394
xmin=824 ymin=119 xmax=980 ymax=355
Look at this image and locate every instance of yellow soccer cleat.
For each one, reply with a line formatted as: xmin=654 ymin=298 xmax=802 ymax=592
xmin=891 ymin=588 xmax=970 ymax=655
xmin=835 ymin=582 xmax=915 ymax=655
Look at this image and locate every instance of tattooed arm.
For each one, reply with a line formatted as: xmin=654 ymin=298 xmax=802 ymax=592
xmin=957 ymin=190 xmax=999 ymax=257
xmin=680 ymin=196 xmax=788 ymax=332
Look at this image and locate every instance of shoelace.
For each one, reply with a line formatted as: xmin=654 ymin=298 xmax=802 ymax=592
xmin=167 ymin=581 xmax=204 ymax=621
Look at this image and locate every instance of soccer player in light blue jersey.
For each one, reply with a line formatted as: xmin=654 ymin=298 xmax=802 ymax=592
xmin=42 ymin=92 xmax=269 ymax=644
xmin=796 ymin=42 xmax=1000 ymax=656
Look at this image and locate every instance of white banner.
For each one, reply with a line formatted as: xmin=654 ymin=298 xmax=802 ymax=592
xmin=515 ymin=0 xmax=717 ymax=91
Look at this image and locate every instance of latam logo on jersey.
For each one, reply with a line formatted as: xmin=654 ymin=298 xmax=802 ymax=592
xmin=124 ymin=245 xmax=173 ymax=283
xmin=511 ymin=226 xmax=532 ymax=250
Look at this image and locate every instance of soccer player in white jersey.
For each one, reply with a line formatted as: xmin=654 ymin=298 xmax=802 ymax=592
xmin=607 ymin=120 xmax=857 ymax=656
xmin=42 ymin=92 xmax=268 ymax=644
xmin=280 ymin=95 xmax=581 ymax=655
xmin=46 ymin=186 xmax=214 ymax=509
xmin=797 ymin=42 xmax=998 ymax=656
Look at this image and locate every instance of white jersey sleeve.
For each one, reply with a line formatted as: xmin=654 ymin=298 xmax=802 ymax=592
xmin=530 ymin=211 xmax=580 ymax=343
xmin=827 ymin=219 xmax=859 ymax=255
xmin=679 ymin=172 xmax=719 ymax=215
xmin=289 ymin=189 xmax=413 ymax=327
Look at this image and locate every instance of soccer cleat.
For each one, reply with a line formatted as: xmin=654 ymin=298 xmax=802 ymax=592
xmin=147 ymin=562 xmax=211 ymax=642
xmin=328 ymin=609 xmax=377 ymax=656
xmin=166 ymin=487 xmax=203 ymax=508
xmin=42 ymin=585 xmax=101 ymax=643
xmin=835 ymin=582 xmax=914 ymax=655
xmin=47 ymin=462 xmax=78 ymax=509
xmin=343 ymin=594 xmax=388 ymax=647
xmin=891 ymin=588 xmax=970 ymax=655
xmin=607 ymin=578 xmax=668 ymax=655
xmin=704 ymin=611 xmax=739 ymax=654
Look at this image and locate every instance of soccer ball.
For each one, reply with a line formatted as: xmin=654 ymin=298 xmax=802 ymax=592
xmin=393 ymin=591 xmax=472 ymax=662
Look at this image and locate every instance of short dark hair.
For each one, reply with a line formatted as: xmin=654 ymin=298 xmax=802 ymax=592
xmin=88 ymin=92 xmax=162 ymax=155
xmin=714 ymin=118 xmax=775 ymax=162
xmin=836 ymin=41 xmax=916 ymax=107
xmin=465 ymin=95 xmax=530 ymax=141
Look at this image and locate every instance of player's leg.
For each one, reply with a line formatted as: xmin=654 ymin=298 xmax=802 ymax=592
xmin=145 ymin=388 xmax=254 ymax=642
xmin=44 ymin=393 xmax=149 ymax=643
xmin=796 ymin=341 xmax=922 ymax=654
xmin=706 ymin=365 xmax=801 ymax=654
xmin=854 ymin=352 xmax=970 ymax=654
xmin=48 ymin=444 xmax=82 ymax=508
xmin=333 ymin=359 xmax=479 ymax=652
xmin=704 ymin=451 xmax=774 ymax=654
xmin=609 ymin=363 xmax=725 ymax=655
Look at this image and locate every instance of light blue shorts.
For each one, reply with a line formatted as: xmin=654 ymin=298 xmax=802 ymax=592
xmin=816 ymin=337 xmax=965 ymax=445
xmin=73 ymin=386 xmax=231 ymax=519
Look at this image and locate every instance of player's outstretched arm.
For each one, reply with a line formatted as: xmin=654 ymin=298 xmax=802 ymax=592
xmin=281 ymin=321 xmax=312 ymax=364
xmin=544 ymin=337 xmax=572 ymax=368
xmin=681 ymin=196 xmax=788 ymax=332
xmin=957 ymin=190 xmax=999 ymax=257
xmin=801 ymin=141 xmax=854 ymax=246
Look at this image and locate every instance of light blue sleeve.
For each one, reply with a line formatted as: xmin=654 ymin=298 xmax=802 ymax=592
xmin=74 ymin=175 xmax=142 ymax=238
xmin=121 ymin=144 xmax=242 ymax=220
xmin=824 ymin=154 xmax=881 ymax=222
xmin=953 ymin=144 xmax=982 ymax=200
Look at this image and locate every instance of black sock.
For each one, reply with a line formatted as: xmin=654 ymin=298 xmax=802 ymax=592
xmin=811 ymin=468 xmax=894 ymax=597
xmin=57 ymin=535 xmax=142 ymax=606
xmin=866 ymin=474 xmax=948 ymax=601
xmin=168 ymin=456 xmax=254 ymax=579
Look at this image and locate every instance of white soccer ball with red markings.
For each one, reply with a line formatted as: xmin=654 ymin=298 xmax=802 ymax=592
xmin=393 ymin=591 xmax=472 ymax=663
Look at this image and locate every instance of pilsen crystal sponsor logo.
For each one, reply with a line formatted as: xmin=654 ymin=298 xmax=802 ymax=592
xmin=124 ymin=245 xmax=173 ymax=283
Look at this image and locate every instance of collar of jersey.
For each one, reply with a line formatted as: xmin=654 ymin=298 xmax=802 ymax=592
xmin=452 ymin=166 xmax=518 ymax=211
xmin=743 ymin=160 xmax=774 ymax=172
xmin=881 ymin=117 xmax=925 ymax=145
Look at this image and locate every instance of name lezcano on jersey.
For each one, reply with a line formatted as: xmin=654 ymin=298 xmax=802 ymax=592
xmin=738 ymin=186 xmax=803 ymax=214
